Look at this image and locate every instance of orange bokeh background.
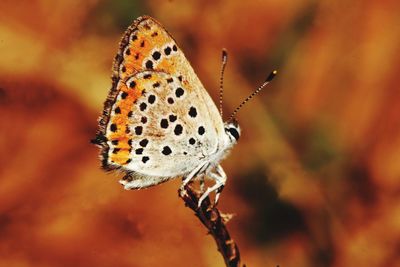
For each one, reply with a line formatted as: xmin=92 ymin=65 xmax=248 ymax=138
xmin=1 ymin=1 xmax=400 ymax=266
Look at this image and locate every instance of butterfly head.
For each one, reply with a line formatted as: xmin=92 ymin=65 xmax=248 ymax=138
xmin=224 ymin=120 xmax=241 ymax=144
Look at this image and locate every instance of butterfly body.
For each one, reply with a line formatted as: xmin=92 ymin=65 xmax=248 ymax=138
xmin=94 ymin=16 xmax=241 ymax=204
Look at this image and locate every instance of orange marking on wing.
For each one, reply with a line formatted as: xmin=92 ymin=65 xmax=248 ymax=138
xmin=120 ymin=33 xmax=158 ymax=79
xmin=106 ymin=79 xmax=150 ymax=165
xmin=117 ymin=141 xmax=131 ymax=150
xmin=157 ymin=59 xmax=177 ymax=73
xmin=110 ymin=149 xmax=131 ymax=165
xmin=115 ymin=17 xmax=185 ymax=82
xmin=112 ymin=77 xmax=166 ymax=143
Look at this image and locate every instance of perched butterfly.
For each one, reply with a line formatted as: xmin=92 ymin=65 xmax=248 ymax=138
xmin=92 ymin=16 xmax=276 ymax=206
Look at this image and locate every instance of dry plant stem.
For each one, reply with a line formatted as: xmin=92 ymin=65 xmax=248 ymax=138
xmin=179 ymin=184 xmax=243 ymax=267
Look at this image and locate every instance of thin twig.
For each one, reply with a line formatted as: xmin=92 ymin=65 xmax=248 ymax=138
xmin=179 ymin=184 xmax=244 ymax=267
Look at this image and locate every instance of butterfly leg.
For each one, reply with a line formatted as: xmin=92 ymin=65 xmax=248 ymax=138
xmin=214 ymin=165 xmax=227 ymax=204
xmin=198 ymin=164 xmax=227 ymax=207
xmin=179 ymin=162 xmax=208 ymax=196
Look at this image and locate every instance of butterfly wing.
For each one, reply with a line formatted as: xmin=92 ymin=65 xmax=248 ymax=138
xmin=95 ymin=16 xmax=224 ymax=187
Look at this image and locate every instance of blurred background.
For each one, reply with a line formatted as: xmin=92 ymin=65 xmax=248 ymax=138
xmin=1 ymin=0 xmax=400 ymax=266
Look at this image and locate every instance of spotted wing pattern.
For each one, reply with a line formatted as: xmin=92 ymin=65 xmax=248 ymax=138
xmin=114 ymin=71 xmax=218 ymax=179
xmin=94 ymin=16 xmax=224 ymax=185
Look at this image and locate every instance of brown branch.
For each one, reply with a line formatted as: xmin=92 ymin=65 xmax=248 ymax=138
xmin=179 ymin=184 xmax=244 ymax=267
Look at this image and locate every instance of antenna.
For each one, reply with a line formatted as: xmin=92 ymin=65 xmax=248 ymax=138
xmin=219 ymin=49 xmax=228 ymax=118
xmin=228 ymin=70 xmax=277 ymax=121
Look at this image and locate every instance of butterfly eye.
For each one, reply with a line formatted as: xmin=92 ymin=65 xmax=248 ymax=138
xmin=227 ymin=127 xmax=240 ymax=141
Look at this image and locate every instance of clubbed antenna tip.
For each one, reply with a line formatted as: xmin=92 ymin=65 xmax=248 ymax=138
xmin=222 ymin=49 xmax=228 ymax=62
xmin=266 ymin=70 xmax=278 ymax=82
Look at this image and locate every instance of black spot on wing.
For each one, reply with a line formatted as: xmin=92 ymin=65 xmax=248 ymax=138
xmin=162 ymin=146 xmax=172 ymax=155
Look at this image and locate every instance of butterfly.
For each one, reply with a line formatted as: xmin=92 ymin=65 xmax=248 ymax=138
xmin=92 ymin=16 xmax=276 ymax=206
